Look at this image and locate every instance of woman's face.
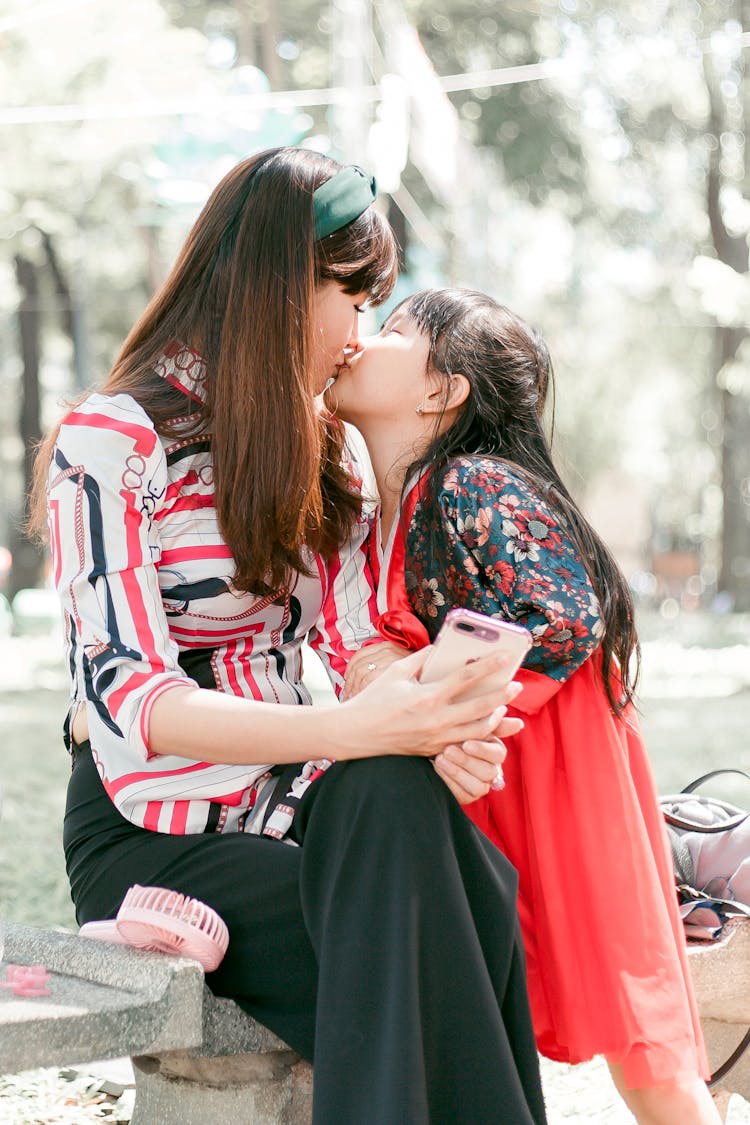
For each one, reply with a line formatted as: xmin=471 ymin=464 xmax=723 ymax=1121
xmin=326 ymin=307 xmax=434 ymax=428
xmin=310 ymin=282 xmax=369 ymax=395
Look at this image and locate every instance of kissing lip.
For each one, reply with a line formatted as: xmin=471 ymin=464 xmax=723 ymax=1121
xmin=331 ymin=344 xmax=365 ymax=385
xmin=333 ymin=355 xmax=356 ymax=380
xmin=341 ymin=347 xmax=364 ymax=371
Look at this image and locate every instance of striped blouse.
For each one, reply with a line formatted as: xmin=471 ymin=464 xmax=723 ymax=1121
xmin=48 ymin=344 xmax=379 ymax=836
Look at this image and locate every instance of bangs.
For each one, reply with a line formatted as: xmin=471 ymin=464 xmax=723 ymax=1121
xmin=404 ymin=289 xmax=458 ymax=342
xmin=402 ymin=288 xmax=501 ymax=375
xmin=404 ymin=288 xmax=490 ymax=372
xmin=316 ymin=207 xmax=399 ymax=305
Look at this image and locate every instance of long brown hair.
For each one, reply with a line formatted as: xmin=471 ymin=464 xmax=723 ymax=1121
xmin=29 ymin=147 xmax=398 ymax=595
xmin=401 ymin=287 xmax=640 ymax=713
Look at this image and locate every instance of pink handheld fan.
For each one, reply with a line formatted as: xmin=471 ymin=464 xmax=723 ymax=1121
xmin=79 ymin=884 xmax=229 ymax=972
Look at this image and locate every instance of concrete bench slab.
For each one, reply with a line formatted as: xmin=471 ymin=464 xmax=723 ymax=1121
xmin=1 ymin=922 xmax=313 ymax=1124
xmin=1 ymin=923 xmax=205 ymax=1072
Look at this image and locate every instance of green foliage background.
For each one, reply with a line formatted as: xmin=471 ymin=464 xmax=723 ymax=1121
xmin=1 ymin=0 xmax=750 ymax=602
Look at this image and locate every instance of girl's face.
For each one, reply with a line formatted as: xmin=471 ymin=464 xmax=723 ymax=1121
xmin=327 ymin=307 xmax=434 ymax=427
xmin=310 ymin=282 xmax=369 ymax=395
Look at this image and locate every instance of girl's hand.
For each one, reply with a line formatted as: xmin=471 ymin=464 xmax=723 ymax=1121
xmin=434 ymin=716 xmax=523 ymax=805
xmin=330 ymin=648 xmax=522 ymax=761
xmin=342 ymin=641 xmax=410 ymax=699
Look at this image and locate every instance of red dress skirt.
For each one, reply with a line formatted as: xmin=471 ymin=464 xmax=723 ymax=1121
xmin=465 ymin=657 xmax=708 ymax=1087
xmin=371 ymin=476 xmax=708 ymax=1088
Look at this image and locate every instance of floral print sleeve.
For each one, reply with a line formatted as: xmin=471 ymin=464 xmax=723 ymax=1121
xmin=404 ymin=458 xmax=603 ymax=682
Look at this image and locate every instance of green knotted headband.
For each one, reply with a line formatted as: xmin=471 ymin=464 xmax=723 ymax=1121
xmin=313 ymin=165 xmax=377 ymax=240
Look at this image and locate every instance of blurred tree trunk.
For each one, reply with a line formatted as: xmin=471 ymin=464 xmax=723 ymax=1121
xmin=9 ymin=253 xmax=46 ymax=599
xmin=43 ymin=225 xmax=89 ymax=389
xmin=704 ymin=38 xmax=750 ymax=610
xmin=236 ymin=3 xmax=257 ymax=66
xmin=235 ymin=1 xmax=280 ymax=87
xmin=9 ymin=230 xmax=81 ymax=599
xmin=259 ymin=0 xmax=280 ymax=88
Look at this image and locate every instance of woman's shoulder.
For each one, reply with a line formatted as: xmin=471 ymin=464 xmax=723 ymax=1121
xmin=55 ymin=392 xmax=164 ymax=467
xmin=62 ymin=390 xmax=155 ymax=429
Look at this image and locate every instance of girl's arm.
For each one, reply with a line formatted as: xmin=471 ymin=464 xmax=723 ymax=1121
xmin=342 ymin=640 xmax=408 ymax=697
xmin=425 ymin=460 xmax=602 ymax=685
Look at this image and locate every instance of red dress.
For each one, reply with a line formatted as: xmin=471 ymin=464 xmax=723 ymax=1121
xmin=372 ymin=459 xmax=708 ymax=1087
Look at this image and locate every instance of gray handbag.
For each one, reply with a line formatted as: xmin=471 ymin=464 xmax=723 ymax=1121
xmin=661 ymin=769 xmax=750 ymax=1086
xmin=661 ymin=768 xmax=750 ymax=908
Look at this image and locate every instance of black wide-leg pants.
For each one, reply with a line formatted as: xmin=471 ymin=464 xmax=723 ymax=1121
xmin=64 ymin=749 xmax=546 ymax=1125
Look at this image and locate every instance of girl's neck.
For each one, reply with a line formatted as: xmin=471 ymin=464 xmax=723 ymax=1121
xmin=360 ymin=426 xmax=416 ymax=548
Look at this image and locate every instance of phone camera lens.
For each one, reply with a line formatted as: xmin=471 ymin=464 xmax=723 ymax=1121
xmin=456 ymin=622 xmax=474 ymax=632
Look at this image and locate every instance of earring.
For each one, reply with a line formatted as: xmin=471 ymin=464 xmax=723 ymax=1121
xmin=415 ymin=404 xmax=424 ymax=415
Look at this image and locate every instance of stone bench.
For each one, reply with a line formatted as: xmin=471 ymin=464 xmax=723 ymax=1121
xmin=687 ymin=918 xmax=750 ymax=1121
xmin=2 ymin=919 xmax=749 ymax=1122
xmin=0 ymin=922 xmax=313 ymax=1124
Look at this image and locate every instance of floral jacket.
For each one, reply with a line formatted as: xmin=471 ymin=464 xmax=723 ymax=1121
xmin=401 ymin=457 xmax=604 ymax=682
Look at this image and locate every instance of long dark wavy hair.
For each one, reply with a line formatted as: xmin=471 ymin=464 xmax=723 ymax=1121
xmin=29 ymin=147 xmax=399 ymax=596
xmin=400 ymin=287 xmax=640 ymax=713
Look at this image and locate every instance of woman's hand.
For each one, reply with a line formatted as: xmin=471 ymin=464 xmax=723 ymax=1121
xmin=330 ymin=648 xmax=522 ymax=761
xmin=342 ymin=641 xmax=410 ymax=699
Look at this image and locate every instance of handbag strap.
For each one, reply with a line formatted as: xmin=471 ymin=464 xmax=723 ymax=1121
xmin=662 ymin=769 xmax=750 ymax=833
xmin=682 ymin=768 xmax=750 ymax=794
xmin=708 ymin=1026 xmax=750 ymax=1087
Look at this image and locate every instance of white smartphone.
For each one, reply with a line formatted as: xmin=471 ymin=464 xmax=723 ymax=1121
xmin=420 ymin=608 xmax=532 ymax=700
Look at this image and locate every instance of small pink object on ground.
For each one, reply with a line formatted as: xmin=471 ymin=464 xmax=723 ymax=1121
xmin=0 ymin=963 xmax=52 ymax=996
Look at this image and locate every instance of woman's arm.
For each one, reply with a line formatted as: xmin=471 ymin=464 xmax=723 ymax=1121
xmin=50 ymin=396 xmax=196 ymax=759
xmin=147 ymin=646 xmax=519 ymax=764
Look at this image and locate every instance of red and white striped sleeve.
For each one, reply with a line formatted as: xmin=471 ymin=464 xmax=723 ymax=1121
xmin=306 ymin=509 xmax=380 ymax=695
xmin=48 ymin=393 xmax=194 ymax=759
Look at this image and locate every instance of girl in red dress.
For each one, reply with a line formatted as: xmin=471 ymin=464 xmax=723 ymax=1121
xmin=330 ymin=287 xmax=721 ymax=1125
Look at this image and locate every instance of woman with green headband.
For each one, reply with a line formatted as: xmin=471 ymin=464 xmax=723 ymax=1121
xmin=29 ymin=148 xmax=547 ymax=1124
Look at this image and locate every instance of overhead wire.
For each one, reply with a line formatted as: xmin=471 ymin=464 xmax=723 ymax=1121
xmin=0 ymin=0 xmax=98 ymax=34
xmin=0 ymin=61 xmax=564 ymax=126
